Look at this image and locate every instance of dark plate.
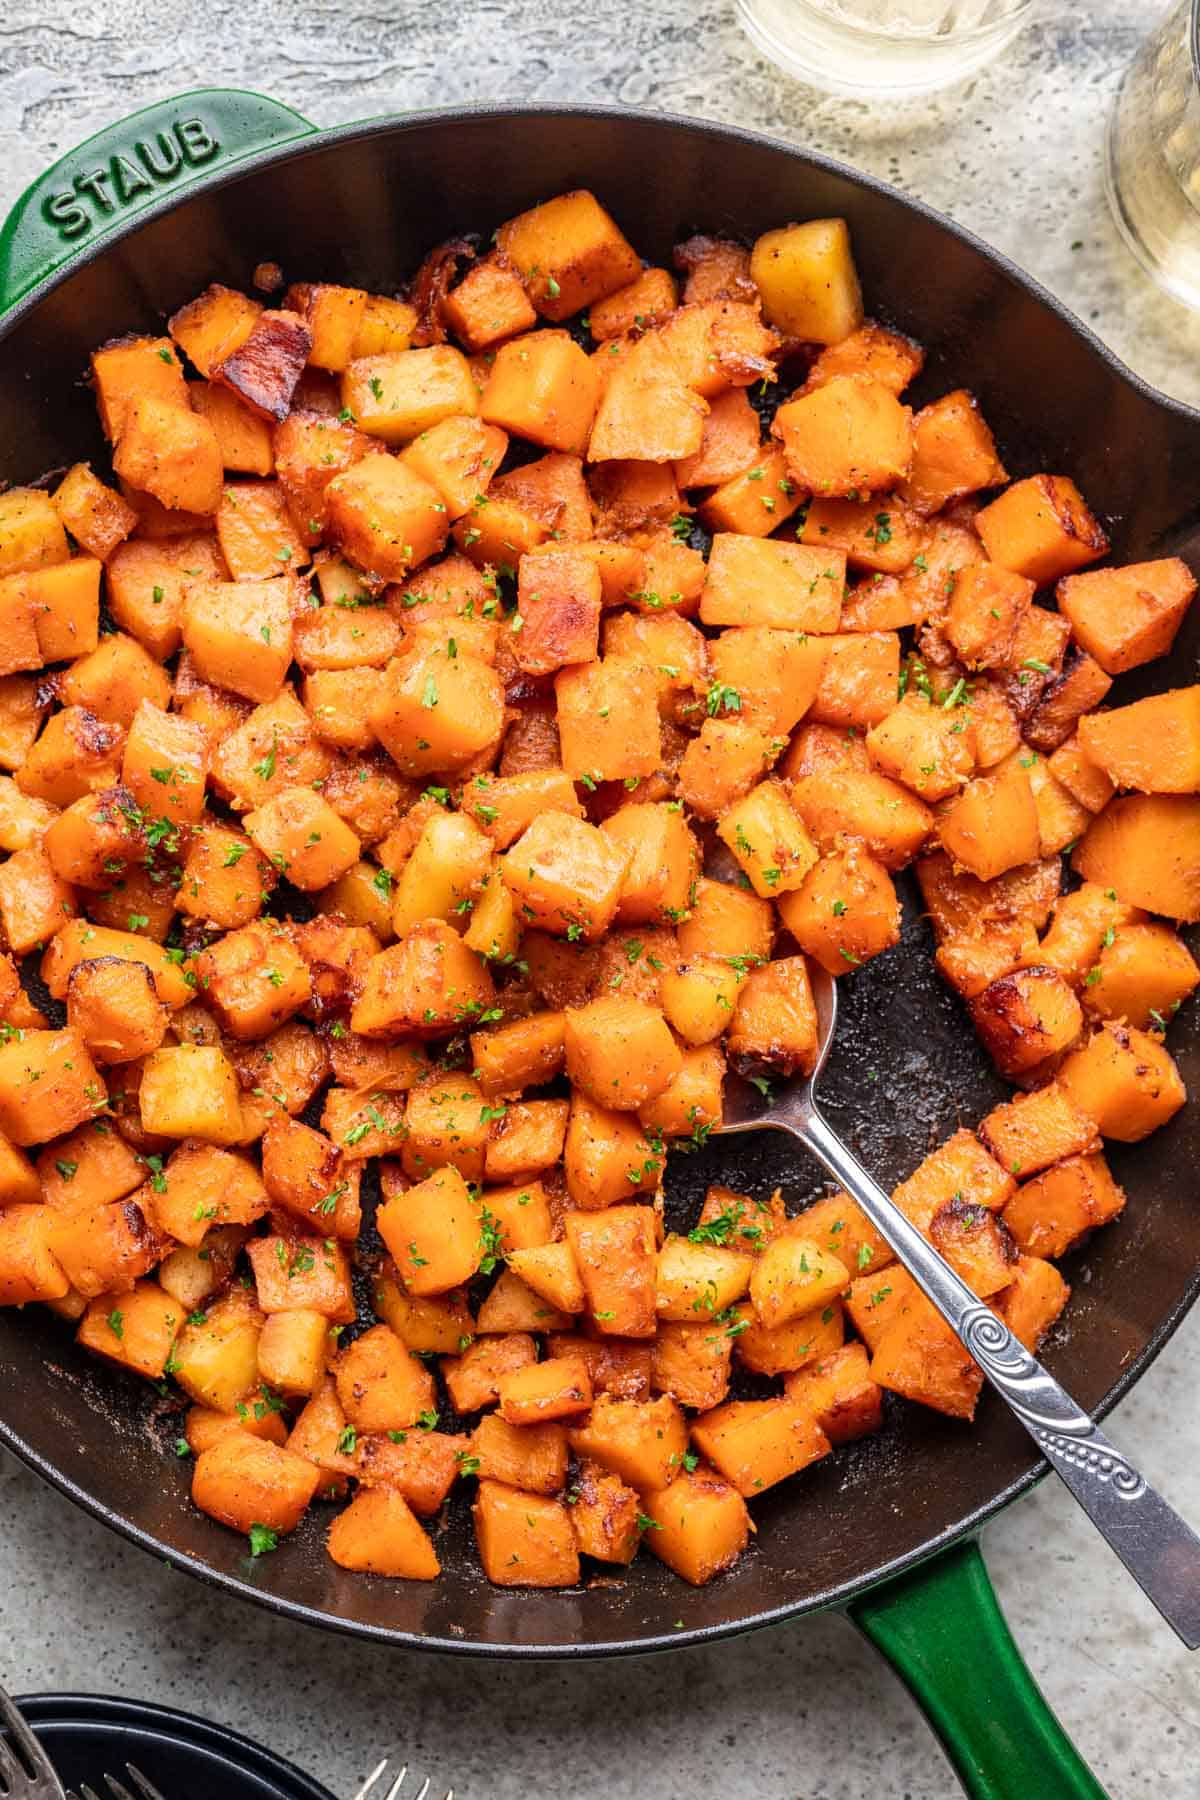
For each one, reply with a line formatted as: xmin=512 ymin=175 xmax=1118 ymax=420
xmin=10 ymin=1694 xmax=335 ymax=1800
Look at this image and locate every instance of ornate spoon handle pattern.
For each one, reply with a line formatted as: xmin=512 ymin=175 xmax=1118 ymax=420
xmin=795 ymin=1101 xmax=1200 ymax=1649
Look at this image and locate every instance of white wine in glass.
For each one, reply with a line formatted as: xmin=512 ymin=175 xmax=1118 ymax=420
xmin=736 ymin=0 xmax=1036 ymax=97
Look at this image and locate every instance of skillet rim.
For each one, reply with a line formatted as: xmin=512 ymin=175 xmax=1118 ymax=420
xmin=1 ymin=96 xmax=1198 ymax=1657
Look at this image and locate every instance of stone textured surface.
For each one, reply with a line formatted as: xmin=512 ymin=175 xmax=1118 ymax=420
xmin=2 ymin=2 xmax=1200 ymax=1796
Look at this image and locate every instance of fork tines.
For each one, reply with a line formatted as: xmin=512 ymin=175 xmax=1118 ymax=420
xmin=354 ymin=1756 xmax=455 ymax=1800
xmin=76 ymin=1765 xmax=166 ymax=1800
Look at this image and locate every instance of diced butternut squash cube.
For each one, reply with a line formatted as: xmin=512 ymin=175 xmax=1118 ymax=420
xmin=242 ymin=786 xmax=360 ymax=891
xmin=891 ymin=1128 xmax=1015 ymax=1230
xmin=377 ymin=1164 xmax=482 ymax=1296
xmin=807 ymin=632 xmax=902 ymax=731
xmin=443 ymin=258 xmax=538 ymax=351
xmin=979 ymin=1082 xmax=1098 ymax=1179
xmin=190 ymin=381 xmax=275 ymax=476
xmin=691 ymin=1397 xmax=831 ymax=1496
xmin=651 ymin=1319 xmax=734 ymax=1411
xmin=343 ymin=345 xmax=478 ymax=445
xmin=1078 ymin=688 xmax=1200 ymax=795
xmin=180 ymin=577 xmax=293 ymax=704
xmin=192 ymin=1430 xmax=320 ymax=1537
xmin=52 ymin=463 xmax=138 ymax=559
xmin=938 ymin=758 xmax=1040 ymax=880
xmin=368 ymin=645 xmax=503 ymax=776
xmin=441 ymin=1333 xmax=536 ymax=1413
xmin=0 ymin=1027 xmax=104 ymax=1146
xmin=563 ymin=1455 xmax=640 ymax=1562
xmin=472 ymin=1011 xmax=566 ymax=1098
xmin=497 ymin=1355 xmax=593 ymax=1426
xmin=512 ymin=545 xmax=601 ymax=675
xmin=500 ymin=811 xmax=628 ymax=941
xmin=0 ymin=1204 xmax=68 ymax=1302
xmin=775 ymin=375 xmax=911 ymax=496
xmin=481 ymin=331 xmax=600 ymax=455
xmin=944 ymin=562 xmax=1035 ymax=670
xmin=700 ymin=533 xmax=843 ymax=631
xmin=66 ymin=956 xmax=168 ymax=1063
xmin=974 ymin=475 xmax=1107 ymax=583
xmin=727 ymin=956 xmax=819 ymax=1075
xmin=215 ymin=478 xmax=307 ymax=577
xmin=1073 ymin=794 xmax=1200 ymax=924
xmin=554 ymin=656 xmax=661 ymax=782
xmin=333 ymin=1322 xmax=435 ymax=1432
xmin=717 ymin=779 xmax=818 ymax=898
xmin=505 ymin=1240 xmax=586 ymax=1316
xmin=169 ymin=285 xmax=261 ymax=378
xmin=1057 ymin=1023 xmax=1187 ymax=1141
xmin=563 ymin=997 xmax=681 ymax=1110
xmin=113 ymin=394 xmax=223 ymax=516
xmin=1084 ymin=922 xmax=1199 ymax=1029
xmin=784 ymin=1342 xmax=884 ymax=1445
xmin=138 ymin=1044 xmax=243 ymax=1144
xmin=255 ymin=1307 xmax=328 ymax=1396
xmin=1057 ymin=557 xmax=1195 ymax=675
xmin=641 ymin=1462 xmax=751 ymax=1585
xmin=750 ymin=1234 xmax=849 ymax=1329
xmin=995 ymin=1254 xmax=1071 ymax=1353
xmin=61 ymin=633 xmax=171 ymax=730
xmin=587 ymin=333 xmax=708 ymax=464
xmin=869 ymin=1294 xmax=984 ymax=1420
xmin=790 ymin=766 xmax=931 ymax=870
xmin=46 ymin=1192 xmax=159 ymax=1299
xmin=897 ymin=389 xmax=1008 ymax=515
xmin=497 ymin=189 xmax=640 ymax=319
xmin=568 ymin=1393 xmax=688 ymax=1490
xmin=0 ymin=842 xmax=77 ymax=954
xmin=699 ymin=444 xmax=803 ymax=538
xmin=777 ymin=846 xmax=901 ymax=976
xmin=283 ymin=281 xmax=366 ymax=371
xmin=970 ymin=965 xmax=1083 ymax=1078
xmin=1025 ymin=650 xmax=1113 ymax=756
xmin=325 ymin=453 xmax=448 ymax=582
xmin=327 ymin=1485 xmax=440 ymax=1578
xmin=469 ymin=1413 xmax=568 ymax=1496
xmin=402 ymin=1076 xmax=490 ymax=1182
xmin=677 ymin=876 xmax=773 ymax=963
xmin=77 ymin=1278 xmax=181 ymax=1379
xmin=473 ymin=1479 xmax=580 ymax=1587
xmin=564 ymin=1093 xmax=659 ymax=1211
xmin=802 ymin=319 xmax=922 ymax=394
xmin=171 ymin=1287 xmax=264 ymax=1410
xmin=351 ymin=920 xmax=493 ymax=1037
xmin=655 ymin=1236 xmax=755 ymax=1336
xmin=750 ymin=219 xmax=862 ymax=343
xmin=1002 ymin=1151 xmax=1125 ymax=1258
xmin=565 ymin=1205 xmax=658 ymax=1337
xmin=91 ymin=335 xmax=189 ymax=439
xmin=674 ymin=386 xmax=760 ymax=488
xmin=246 ymin=1232 xmax=355 ymax=1323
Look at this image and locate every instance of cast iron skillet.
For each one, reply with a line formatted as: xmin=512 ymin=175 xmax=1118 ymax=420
xmin=0 ymin=92 xmax=1197 ymax=1800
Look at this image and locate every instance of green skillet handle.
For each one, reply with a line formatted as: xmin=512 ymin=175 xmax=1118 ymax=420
xmin=850 ymin=1539 xmax=1111 ymax=1800
xmin=0 ymin=88 xmax=316 ymax=315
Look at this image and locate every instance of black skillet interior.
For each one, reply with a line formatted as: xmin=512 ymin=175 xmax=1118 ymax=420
xmin=0 ymin=107 xmax=1197 ymax=1655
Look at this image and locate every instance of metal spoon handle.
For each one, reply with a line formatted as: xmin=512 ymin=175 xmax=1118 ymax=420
xmin=796 ymin=1100 xmax=1200 ymax=1649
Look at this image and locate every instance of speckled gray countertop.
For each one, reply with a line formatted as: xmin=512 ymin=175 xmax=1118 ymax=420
xmin=2 ymin=2 xmax=1199 ymax=1795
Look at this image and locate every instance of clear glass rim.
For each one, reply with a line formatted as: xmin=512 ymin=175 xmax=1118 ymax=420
xmin=1192 ymin=0 xmax=1200 ymax=88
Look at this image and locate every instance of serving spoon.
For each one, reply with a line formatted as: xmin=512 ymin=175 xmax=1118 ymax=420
xmin=717 ymin=957 xmax=1200 ymax=1647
